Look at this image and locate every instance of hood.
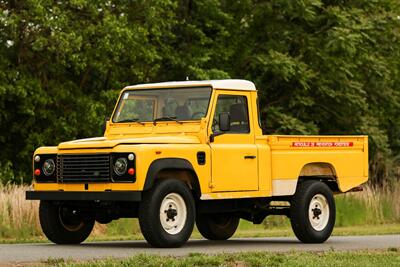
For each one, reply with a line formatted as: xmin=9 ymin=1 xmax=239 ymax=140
xmin=58 ymin=135 xmax=200 ymax=150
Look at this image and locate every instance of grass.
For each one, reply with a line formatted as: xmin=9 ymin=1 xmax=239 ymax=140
xmin=0 ymin=182 xmax=399 ymax=243
xmin=335 ymin=183 xmax=400 ymax=226
xmin=0 ymin=184 xmax=41 ymax=239
xmin=41 ymin=249 xmax=400 ymax=267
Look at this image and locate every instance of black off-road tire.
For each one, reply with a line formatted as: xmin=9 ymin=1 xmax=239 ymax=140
xmin=39 ymin=201 xmax=94 ymax=244
xmin=138 ymin=179 xmax=195 ymax=248
xmin=290 ymin=180 xmax=336 ymax=243
xmin=196 ymin=213 xmax=239 ymax=240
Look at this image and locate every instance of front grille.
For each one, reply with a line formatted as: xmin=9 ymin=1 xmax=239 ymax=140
xmin=57 ymin=154 xmax=111 ymax=183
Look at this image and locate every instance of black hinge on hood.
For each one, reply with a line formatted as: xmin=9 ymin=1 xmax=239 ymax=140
xmin=197 ymin=152 xmax=206 ymax=165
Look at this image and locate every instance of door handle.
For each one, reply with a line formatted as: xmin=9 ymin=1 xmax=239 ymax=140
xmin=244 ymin=155 xmax=256 ymax=159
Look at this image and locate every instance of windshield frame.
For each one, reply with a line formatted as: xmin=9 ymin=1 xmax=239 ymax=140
xmin=111 ymin=86 xmax=213 ymax=123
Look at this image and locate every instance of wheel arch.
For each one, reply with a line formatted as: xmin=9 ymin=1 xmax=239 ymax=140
xmin=298 ymin=162 xmax=339 ymax=192
xmin=143 ymin=158 xmax=201 ymax=198
xmin=273 ymin=162 xmax=340 ymax=196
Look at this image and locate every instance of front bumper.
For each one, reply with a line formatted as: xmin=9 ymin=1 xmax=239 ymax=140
xmin=26 ymin=191 xmax=142 ymax=201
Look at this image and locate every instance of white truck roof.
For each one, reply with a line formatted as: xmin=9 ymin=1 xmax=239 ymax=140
xmin=124 ymin=79 xmax=256 ymax=91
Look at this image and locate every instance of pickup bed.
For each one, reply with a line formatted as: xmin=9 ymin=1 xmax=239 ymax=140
xmin=27 ymin=79 xmax=368 ymax=247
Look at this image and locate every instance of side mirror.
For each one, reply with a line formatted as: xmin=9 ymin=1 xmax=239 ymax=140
xmin=219 ymin=112 xmax=230 ymax=132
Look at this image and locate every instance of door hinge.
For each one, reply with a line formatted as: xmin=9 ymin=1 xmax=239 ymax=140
xmin=208 ymin=181 xmax=215 ymax=189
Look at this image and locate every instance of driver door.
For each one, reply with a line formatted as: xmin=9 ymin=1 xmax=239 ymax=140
xmin=209 ymin=92 xmax=258 ymax=192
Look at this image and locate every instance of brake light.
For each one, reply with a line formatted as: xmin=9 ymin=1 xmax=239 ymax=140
xmin=34 ymin=169 xmax=41 ymax=176
xmin=128 ymin=168 xmax=135 ymax=176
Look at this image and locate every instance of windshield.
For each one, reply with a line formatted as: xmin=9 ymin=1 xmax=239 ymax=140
xmin=112 ymin=87 xmax=212 ymax=123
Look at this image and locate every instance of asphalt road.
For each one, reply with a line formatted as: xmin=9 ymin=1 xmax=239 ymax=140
xmin=0 ymin=235 xmax=399 ymax=264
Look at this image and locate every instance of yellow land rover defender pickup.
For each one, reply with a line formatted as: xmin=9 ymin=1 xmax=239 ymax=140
xmin=26 ymin=80 xmax=368 ymax=247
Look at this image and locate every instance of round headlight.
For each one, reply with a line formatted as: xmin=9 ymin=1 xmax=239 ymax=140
xmin=42 ymin=159 xmax=55 ymax=176
xmin=114 ymin=158 xmax=128 ymax=176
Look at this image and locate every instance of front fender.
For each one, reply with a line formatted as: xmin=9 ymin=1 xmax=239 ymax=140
xmin=143 ymin=158 xmax=200 ymax=195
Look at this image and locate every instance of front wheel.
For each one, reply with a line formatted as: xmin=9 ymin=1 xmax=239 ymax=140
xmin=196 ymin=213 xmax=239 ymax=240
xmin=290 ymin=180 xmax=336 ymax=243
xmin=138 ymin=179 xmax=195 ymax=248
xmin=39 ymin=201 xmax=94 ymax=244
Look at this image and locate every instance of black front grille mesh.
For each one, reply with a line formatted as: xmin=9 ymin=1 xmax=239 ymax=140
xmin=57 ymin=154 xmax=111 ymax=183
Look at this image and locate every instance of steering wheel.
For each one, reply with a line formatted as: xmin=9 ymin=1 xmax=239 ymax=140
xmin=191 ymin=111 xmax=206 ymax=120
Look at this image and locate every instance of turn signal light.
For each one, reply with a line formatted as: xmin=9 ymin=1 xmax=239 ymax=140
xmin=128 ymin=168 xmax=135 ymax=176
xmin=34 ymin=169 xmax=41 ymax=176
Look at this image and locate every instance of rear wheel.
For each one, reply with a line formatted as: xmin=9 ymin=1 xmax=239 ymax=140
xmin=39 ymin=201 xmax=94 ymax=244
xmin=196 ymin=213 xmax=239 ymax=240
xmin=138 ymin=179 xmax=195 ymax=247
xmin=290 ymin=180 xmax=336 ymax=243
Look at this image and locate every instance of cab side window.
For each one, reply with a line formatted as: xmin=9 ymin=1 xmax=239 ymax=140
xmin=213 ymin=95 xmax=249 ymax=133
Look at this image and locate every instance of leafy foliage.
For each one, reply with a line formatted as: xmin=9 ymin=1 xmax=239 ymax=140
xmin=0 ymin=0 xmax=399 ymax=183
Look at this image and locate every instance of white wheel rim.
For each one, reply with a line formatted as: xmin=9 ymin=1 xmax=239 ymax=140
xmin=159 ymin=193 xmax=187 ymax=235
xmin=308 ymin=194 xmax=330 ymax=231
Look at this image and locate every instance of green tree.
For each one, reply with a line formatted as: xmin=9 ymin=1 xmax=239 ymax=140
xmin=0 ymin=0 xmax=177 ymax=182
xmin=0 ymin=0 xmax=399 ymax=184
xmin=224 ymin=0 xmax=400 ymax=183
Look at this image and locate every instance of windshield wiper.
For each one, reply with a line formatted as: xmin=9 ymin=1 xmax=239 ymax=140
xmin=117 ymin=118 xmax=145 ymax=125
xmin=153 ymin=116 xmax=183 ymax=125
